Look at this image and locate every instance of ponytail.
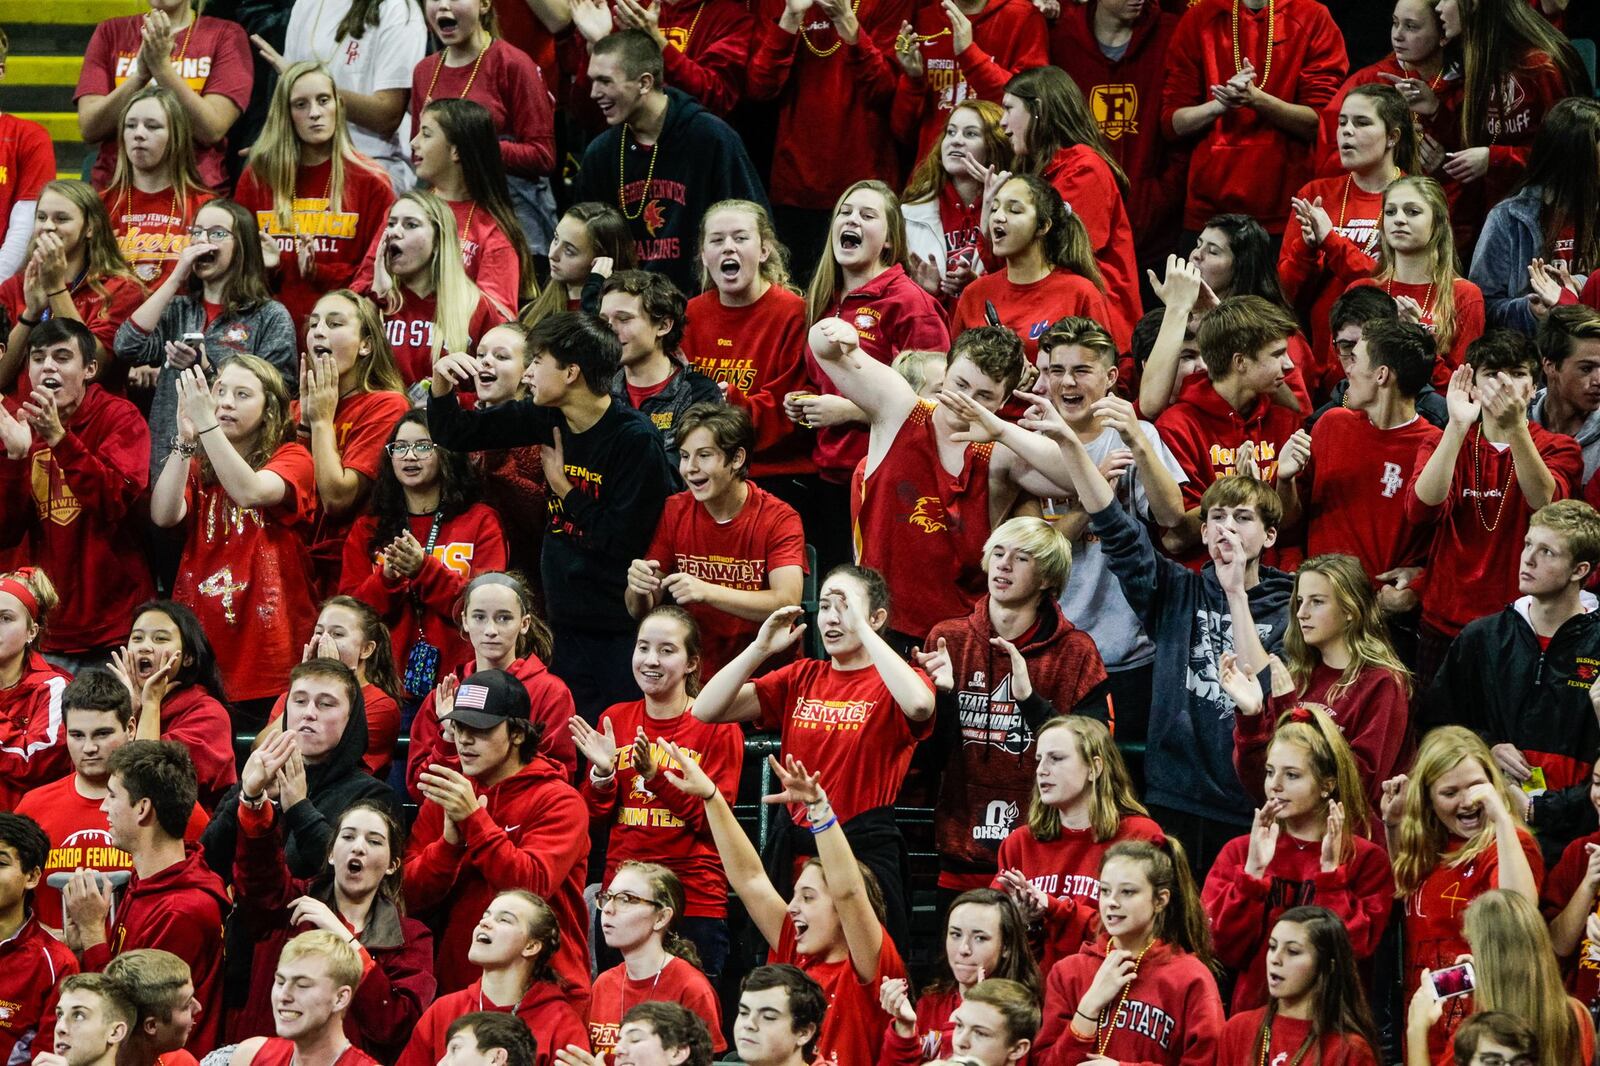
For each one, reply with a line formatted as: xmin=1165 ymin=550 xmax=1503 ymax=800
xmin=617 ymin=861 xmax=705 ymax=971
xmin=462 ymin=572 xmax=554 ymax=664
xmin=1268 ymin=705 xmax=1372 ymax=860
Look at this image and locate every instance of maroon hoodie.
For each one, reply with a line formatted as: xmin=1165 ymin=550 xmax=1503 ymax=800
xmin=1038 ymin=938 xmax=1223 ymax=1066
xmin=83 ymin=848 xmax=230 ymax=1055
xmin=158 ymin=686 xmax=237 ymax=810
xmin=403 ymin=756 xmax=591 ymax=1009
xmin=925 ymin=596 xmax=1108 ymax=887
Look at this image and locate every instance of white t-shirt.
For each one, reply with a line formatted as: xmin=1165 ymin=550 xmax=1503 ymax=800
xmin=284 ymin=0 xmax=426 ymax=187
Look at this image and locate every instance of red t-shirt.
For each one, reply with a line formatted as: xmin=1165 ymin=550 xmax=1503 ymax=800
xmin=580 ymin=700 xmax=744 ymax=918
xmin=1302 ymin=408 xmax=1442 ymax=579
xmin=377 ymin=288 xmax=505 ymax=386
xmin=1406 ymin=830 xmax=1545 ymax=1064
xmin=15 ymin=774 xmax=209 ymax=930
xmin=174 ymin=443 xmax=320 ymax=701
xmin=75 ymin=14 xmax=254 ymax=189
xmin=643 ymin=483 xmax=807 ymax=678
xmin=1219 ymin=1010 xmax=1380 ymax=1066
xmin=0 ymin=114 xmax=54 ymax=231
xmin=1404 ymin=422 xmax=1585 ymax=637
xmin=449 ymin=199 xmax=520 ymax=310
xmin=770 ymin=916 xmax=906 ymax=1066
xmin=0 ymin=273 xmax=146 ymax=362
xmin=587 ymin=957 xmax=726 ymax=1061
xmin=625 ymin=371 xmax=677 ymax=410
xmin=235 ymin=156 xmax=396 ymax=327
xmin=408 ymin=39 xmax=555 ymax=178
xmin=1349 ymin=278 xmax=1486 ymax=388
xmin=100 ymin=185 xmax=216 ymax=287
xmin=681 ymin=285 xmax=812 ymax=478
xmin=951 ymin=268 xmax=1114 ymax=358
xmin=753 ymin=657 xmax=934 ymax=824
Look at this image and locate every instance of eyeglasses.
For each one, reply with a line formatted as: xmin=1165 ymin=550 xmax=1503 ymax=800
xmin=595 ymin=890 xmax=662 ymax=911
xmin=186 ymin=227 xmax=234 ymax=243
xmin=1472 ymin=1057 xmax=1535 ymax=1066
xmin=385 ymin=441 xmax=437 ymax=458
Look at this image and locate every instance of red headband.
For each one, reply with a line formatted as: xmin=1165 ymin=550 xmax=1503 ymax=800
xmin=1286 ymin=707 xmax=1315 ymax=725
xmin=0 ymin=570 xmax=39 ymax=621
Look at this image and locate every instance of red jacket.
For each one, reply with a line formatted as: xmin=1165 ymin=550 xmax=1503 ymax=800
xmin=1219 ymin=1010 xmax=1380 ymax=1066
xmin=403 ymin=757 xmax=591 ymax=1007
xmin=406 ymin=655 xmax=577 ymax=800
xmin=396 ymin=978 xmax=588 ymax=1066
xmin=83 ymin=848 xmax=230 ymax=1055
xmin=340 ymin=505 xmax=508 ymax=675
xmin=0 ymin=385 xmax=151 ymax=652
xmin=0 ymin=651 xmax=70 ymax=809
xmin=889 ymin=0 xmax=1049 ymax=157
xmin=0 ymin=912 xmax=78 ymax=1066
xmin=1160 ymin=0 xmax=1348 ymax=233
xmin=230 ymin=803 xmax=435 ymax=1059
xmin=1054 ymin=2 xmax=1186 ymax=266
xmin=1037 ymin=938 xmax=1223 ymax=1066
xmin=158 ymin=685 xmax=237 ymax=810
xmin=1040 ymin=146 xmax=1142 ymax=348
xmin=1202 ymin=830 xmax=1393 ymax=1012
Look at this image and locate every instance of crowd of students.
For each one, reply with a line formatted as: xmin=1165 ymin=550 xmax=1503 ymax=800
xmin=1 ymin=0 xmax=1600 ymax=1063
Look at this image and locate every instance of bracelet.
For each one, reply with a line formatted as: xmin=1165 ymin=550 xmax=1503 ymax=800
xmin=1074 ymin=1010 xmax=1098 ymax=1023
xmin=171 ymin=440 xmax=198 ymax=459
xmin=240 ymin=791 xmax=266 ymax=808
xmin=46 ymin=287 xmax=68 ymax=297
xmin=807 ymin=815 xmax=838 ymax=835
xmin=198 ymin=424 xmax=221 ymax=436
xmin=588 ymin=766 xmax=616 ymax=788
xmin=17 ymin=314 xmax=38 ymax=328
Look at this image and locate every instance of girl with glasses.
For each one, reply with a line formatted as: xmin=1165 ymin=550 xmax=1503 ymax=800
xmin=116 ymin=199 xmax=297 ymax=477
xmin=100 ymin=87 xmax=214 ymax=288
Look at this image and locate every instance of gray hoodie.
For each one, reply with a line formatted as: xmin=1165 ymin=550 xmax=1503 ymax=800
xmin=1531 ymin=386 xmax=1600 ymax=485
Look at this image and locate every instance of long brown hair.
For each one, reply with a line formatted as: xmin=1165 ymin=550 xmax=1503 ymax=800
xmin=318 ymin=594 xmax=403 ymax=706
xmin=200 ymin=354 xmax=294 ymax=484
xmin=30 ymin=181 xmax=143 ymax=303
xmin=522 ymin=201 xmax=636 ymax=326
xmin=422 ymin=100 xmax=537 ymax=303
xmin=1517 ymin=97 xmax=1600 ymax=275
xmin=1342 ymin=83 xmax=1419 ymax=175
xmin=924 ymin=889 xmax=1041 ymax=998
xmin=1284 ymin=554 xmax=1411 ymax=703
xmin=106 ymin=87 xmax=209 ymax=219
xmin=1100 ymin=839 xmax=1214 ymax=970
xmin=319 ymin=798 xmax=406 ymax=913
xmin=1251 ymin=907 xmax=1380 ymax=1066
xmin=190 ymin=200 xmax=274 ymax=319
xmin=902 ymin=99 xmax=1013 ymax=205
xmin=315 ymin=290 xmax=407 ymax=395
xmin=1455 ymin=0 xmax=1588 ymax=149
xmin=1003 ymin=66 xmax=1127 ymax=191
xmin=1465 ymin=891 xmax=1582 ymax=1066
xmin=1028 ymin=717 xmax=1146 ymax=843
xmin=1002 ymin=174 xmax=1104 ymax=291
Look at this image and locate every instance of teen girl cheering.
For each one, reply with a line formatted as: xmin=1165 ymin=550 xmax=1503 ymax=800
xmin=900 ymin=100 xmax=1010 ymax=306
xmin=100 ymin=88 xmax=213 ymax=287
xmin=0 ymin=568 xmax=67 ymax=809
xmin=235 ymin=62 xmax=395 ymax=327
xmin=522 ymin=202 xmax=634 ymax=325
xmin=993 ymin=716 xmax=1163 ymax=975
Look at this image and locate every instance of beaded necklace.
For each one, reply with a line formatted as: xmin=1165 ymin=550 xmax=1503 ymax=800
xmin=424 ymin=35 xmax=491 ymax=107
xmin=1231 ymin=0 xmax=1274 ymax=92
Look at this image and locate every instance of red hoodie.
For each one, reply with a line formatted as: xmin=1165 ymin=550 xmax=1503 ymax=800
xmin=1160 ymin=0 xmax=1348 ymax=233
xmin=1040 ymin=145 xmax=1142 ymax=348
xmin=157 ymin=686 xmax=237 ymax=810
xmin=83 ymin=848 xmax=230 ymax=1055
xmin=1037 ymin=938 xmax=1224 ymax=1066
xmin=340 ymin=505 xmax=509 ymax=675
xmin=0 ymin=385 xmax=152 ymax=653
xmin=0 ymin=651 xmax=70 ymax=809
xmin=1315 ymin=54 xmax=1462 ymax=177
xmin=403 ymin=756 xmax=591 ymax=1007
xmin=803 ymin=264 xmax=951 ymax=482
xmin=1155 ymin=373 xmax=1302 ymax=508
xmin=1219 ymin=1010 xmax=1380 ymax=1066
xmin=0 ymin=912 xmax=78 ymax=1066
xmin=406 ymin=655 xmax=578 ymax=800
xmin=888 ymin=0 xmax=1049 ymax=158
xmin=395 ymin=978 xmax=588 ymax=1066
xmin=1054 ymin=3 xmax=1186 ymax=266
xmin=1202 ymin=831 xmax=1394 ymax=1012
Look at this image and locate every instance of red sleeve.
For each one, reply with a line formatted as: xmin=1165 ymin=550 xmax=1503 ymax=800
xmin=232 ymin=806 xmax=302 ymax=934
xmin=50 ymin=406 xmax=150 ymax=523
xmin=1320 ymin=672 xmax=1408 ymax=793
xmin=879 ymin=1026 xmax=925 ymax=1066
xmin=1036 ymin=959 xmax=1092 ymax=1065
xmin=1540 ymin=835 xmax=1591 ymax=921
xmin=1310 ymin=844 xmax=1396 ymax=959
xmin=341 ymin=393 xmax=410 ymax=480
xmin=644 ymin=500 xmax=678 ymax=570
xmin=16 ymin=121 xmax=54 ymax=201
xmin=74 ymin=21 xmax=119 ymax=98
xmin=264 ymin=444 xmax=319 ymax=526
xmin=1291 ymin=9 xmax=1349 ymax=109
xmin=338 ymin=518 xmax=399 ymax=610
xmin=1155 ymin=409 xmax=1212 ymax=508
xmin=845 ymin=33 xmax=900 ymax=106
xmin=409 ymin=513 xmax=504 ymax=618
xmin=892 ymin=294 xmax=953 ymax=353
xmin=472 ymin=230 xmax=520 ymax=312
xmin=496 ymin=46 xmax=556 ymax=177
xmin=160 ymin=696 xmax=237 ymax=798
xmin=1318 ymin=231 xmax=1379 ymax=286
xmin=1277 ymin=204 xmax=1319 ymax=307
xmin=746 ymin=16 xmax=799 ymax=103
xmin=1200 ymin=838 xmax=1272 ymax=970
xmin=201 ymin=18 xmax=255 ymax=108
xmin=394 ymin=1001 xmax=447 ymax=1066
xmin=1447 ymin=283 xmax=1486 ymax=374
xmin=751 ymin=661 xmax=798 ymax=732
xmin=1403 ymin=433 xmax=1449 ymax=524
xmin=528 ymin=672 xmax=578 ymax=776
xmin=766 ymin=504 xmax=807 ymax=570
xmin=405 ymin=691 xmax=452 ymax=802
xmin=458 ymin=790 xmax=588 ymax=897
xmin=87 ymin=279 xmax=146 ymax=356
xmin=1232 ymin=706 xmax=1272 ymax=807
xmin=1543 ymin=430 xmax=1586 ymax=502
xmin=890 ymin=74 xmax=929 ymax=146
xmin=349 ymin=921 xmax=437 ymax=1056
xmin=1159 ymin=8 xmax=1206 ymax=139
xmin=401 ymin=800 xmax=467 ymax=912
xmin=660 ymin=3 xmax=753 ymax=115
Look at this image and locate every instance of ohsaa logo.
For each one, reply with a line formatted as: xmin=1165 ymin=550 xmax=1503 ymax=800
xmin=972 ymin=799 xmax=1019 ymax=842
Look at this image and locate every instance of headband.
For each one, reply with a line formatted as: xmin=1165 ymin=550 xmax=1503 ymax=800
xmin=0 ymin=570 xmax=39 ymax=621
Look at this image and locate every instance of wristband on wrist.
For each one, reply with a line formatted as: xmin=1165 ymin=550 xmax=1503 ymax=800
xmin=17 ymin=313 xmax=38 ymax=328
xmin=807 ymin=815 xmax=838 ymax=835
xmin=47 ymin=287 xmax=69 ymax=297
xmin=1074 ymin=1010 xmax=1098 ymax=1023
xmin=589 ymin=765 xmax=617 ymax=786
xmin=241 ymin=791 xmax=266 ymax=808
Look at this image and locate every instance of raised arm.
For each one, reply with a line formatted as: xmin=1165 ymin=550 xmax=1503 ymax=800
xmin=179 ymin=367 xmax=289 ymax=510
xmin=692 ymin=606 xmax=808 ymax=722
xmin=301 ymin=352 xmax=367 ymax=515
xmin=1138 ymin=257 xmax=1206 ymax=418
xmin=836 ymin=592 xmax=934 ymax=723
xmin=1410 ymin=366 xmax=1475 ymax=508
xmin=807 ymin=317 xmax=919 ymax=429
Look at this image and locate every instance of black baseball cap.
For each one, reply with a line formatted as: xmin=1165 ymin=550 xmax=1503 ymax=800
xmin=440 ymin=670 xmax=531 ymax=730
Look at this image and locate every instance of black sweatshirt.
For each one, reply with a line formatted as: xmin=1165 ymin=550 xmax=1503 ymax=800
xmin=427 ymin=391 xmax=675 ymax=634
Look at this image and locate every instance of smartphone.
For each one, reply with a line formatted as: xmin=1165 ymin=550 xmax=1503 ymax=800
xmin=1430 ymin=962 xmax=1476 ymax=1000
xmin=181 ymin=332 xmax=205 ymax=347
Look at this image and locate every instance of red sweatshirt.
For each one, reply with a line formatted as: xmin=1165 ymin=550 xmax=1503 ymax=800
xmin=0 ymin=386 xmax=152 ymax=653
xmin=82 ymin=848 xmax=230 ymax=1055
xmin=803 ymin=264 xmax=951 ymax=482
xmin=1040 ymin=146 xmax=1142 ymax=348
xmin=993 ymin=816 xmax=1166 ymax=975
xmin=406 ymin=655 xmax=577 ymax=800
xmin=231 ymin=802 xmax=436 ymax=1059
xmin=0 ymin=275 xmax=145 ymax=368
xmin=1202 ymin=831 xmax=1393 ymax=1011
xmin=409 ymin=39 xmax=555 ymax=178
xmin=1540 ymin=828 xmax=1600 ymax=1006
xmin=396 ymin=978 xmax=588 ymax=1066
xmin=403 ymin=757 xmax=591 ymax=1006
xmin=682 ymin=286 xmax=813 ymax=478
xmin=579 ymin=699 xmax=744 ymax=919
xmin=770 ymin=916 xmax=907 ymax=1066
xmin=659 ymin=0 xmax=755 ymax=115
xmin=1219 ymin=1010 xmax=1380 ymax=1066
xmin=1054 ymin=3 xmax=1186 ymax=266
xmin=587 ymin=956 xmax=727 ymax=1061
xmin=1234 ymin=665 xmax=1411 ymax=828
xmin=1037 ymin=938 xmax=1224 ymax=1066
xmin=1160 ymin=0 xmax=1348 ymax=233
xmin=0 ymin=651 xmax=70 ymax=809
xmin=1278 ymin=174 xmax=1382 ymax=388
xmin=952 ymin=268 xmax=1116 ymax=356
xmin=0 ymin=913 xmax=77 ymax=1066
xmin=746 ymin=0 xmax=915 ymax=211
xmin=1347 ymin=278 xmax=1485 ymax=388
xmin=234 ymin=157 xmax=396 ymax=328
xmin=1155 ymin=373 xmax=1302 ymax=505
xmin=157 ymin=685 xmax=238 ymax=809
xmin=889 ymin=0 xmax=1048 ymax=157
xmin=1403 ymin=421 xmax=1584 ymax=637
xmin=878 ymin=987 xmax=961 ymax=1065
xmin=341 ymin=505 xmax=509 ymax=676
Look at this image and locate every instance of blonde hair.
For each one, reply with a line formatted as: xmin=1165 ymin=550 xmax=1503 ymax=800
xmin=0 ymin=567 xmax=60 ymax=647
xmin=982 ymin=517 xmax=1072 ymax=599
xmin=1391 ymin=727 xmax=1524 ymax=897
xmin=1028 ymin=717 xmax=1147 ymax=843
xmin=1285 ymin=554 xmax=1411 ymax=703
xmin=890 ymin=349 xmax=945 ymax=395
xmin=200 ymin=354 xmax=294 ymax=484
xmin=1374 ymin=176 xmax=1461 ymax=356
xmin=314 ymin=290 xmax=406 ymax=396
xmin=245 ymin=62 xmax=387 ymax=237
xmin=1529 ymin=500 xmax=1600 ymax=572
xmin=107 ymin=88 xmax=209 ymax=220
xmin=697 ymin=199 xmax=795 ymax=294
xmin=384 ymin=190 xmax=490 ymax=365
xmin=30 ymin=181 xmax=143 ymax=302
xmin=1265 ymin=706 xmax=1370 ymax=863
xmin=805 ymin=181 xmax=907 ymax=325
xmin=1463 ymin=891 xmax=1580 ymax=1066
xmin=278 ymin=929 xmax=362 ymax=992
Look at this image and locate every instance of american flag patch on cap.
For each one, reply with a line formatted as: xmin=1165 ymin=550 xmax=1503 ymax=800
xmin=456 ymin=684 xmax=490 ymax=710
